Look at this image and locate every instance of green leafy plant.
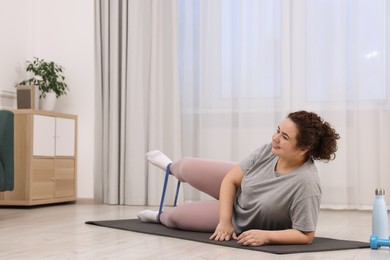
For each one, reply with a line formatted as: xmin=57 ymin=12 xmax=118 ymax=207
xmin=18 ymin=57 xmax=69 ymax=98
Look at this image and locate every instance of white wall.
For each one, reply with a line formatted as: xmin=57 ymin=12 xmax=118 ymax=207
xmin=0 ymin=0 xmax=95 ymax=198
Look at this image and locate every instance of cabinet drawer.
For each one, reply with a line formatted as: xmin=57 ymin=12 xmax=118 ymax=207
xmin=32 ymin=158 xmax=55 ymax=200
xmin=55 ymin=159 xmax=75 ymax=198
xmin=55 ymin=159 xmax=75 ymax=178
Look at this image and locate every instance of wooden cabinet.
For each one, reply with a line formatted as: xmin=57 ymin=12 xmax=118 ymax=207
xmin=0 ymin=110 xmax=77 ymax=206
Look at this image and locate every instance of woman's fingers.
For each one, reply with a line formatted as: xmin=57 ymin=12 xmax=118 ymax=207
xmin=209 ymin=231 xmax=235 ymax=241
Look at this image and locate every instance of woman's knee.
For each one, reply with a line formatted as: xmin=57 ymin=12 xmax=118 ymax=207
xmin=170 ymin=157 xmax=196 ymax=179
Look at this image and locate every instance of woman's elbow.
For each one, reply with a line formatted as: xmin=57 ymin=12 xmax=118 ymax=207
xmin=303 ymin=231 xmax=315 ymax=244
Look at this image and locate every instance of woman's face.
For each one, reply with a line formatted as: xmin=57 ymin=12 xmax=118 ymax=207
xmin=271 ymin=118 xmax=307 ymax=160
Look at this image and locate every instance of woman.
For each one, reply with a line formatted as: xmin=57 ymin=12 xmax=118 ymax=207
xmin=138 ymin=110 xmax=340 ymax=246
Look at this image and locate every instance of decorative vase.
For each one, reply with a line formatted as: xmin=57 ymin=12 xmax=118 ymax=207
xmin=40 ymin=92 xmax=57 ymax=111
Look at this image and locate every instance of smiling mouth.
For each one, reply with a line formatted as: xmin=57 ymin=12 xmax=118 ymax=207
xmin=272 ymin=143 xmax=280 ymax=149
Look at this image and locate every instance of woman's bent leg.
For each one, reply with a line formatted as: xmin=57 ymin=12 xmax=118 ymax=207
xmin=160 ymin=200 xmax=220 ymax=232
xmin=170 ymin=158 xmax=237 ymax=199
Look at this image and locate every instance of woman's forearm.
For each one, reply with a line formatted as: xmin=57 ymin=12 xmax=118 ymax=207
xmin=218 ymin=165 xmax=243 ymax=223
xmin=218 ymin=178 xmax=236 ymax=223
xmin=237 ymin=229 xmax=315 ymax=246
xmin=265 ymin=229 xmax=314 ymax=244
xmin=209 ymin=165 xmax=244 ymax=241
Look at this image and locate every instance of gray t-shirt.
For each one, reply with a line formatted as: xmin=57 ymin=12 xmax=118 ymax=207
xmin=233 ymin=143 xmax=321 ymax=234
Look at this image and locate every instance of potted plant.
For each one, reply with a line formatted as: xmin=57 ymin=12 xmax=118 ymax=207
xmin=18 ymin=57 xmax=69 ymax=110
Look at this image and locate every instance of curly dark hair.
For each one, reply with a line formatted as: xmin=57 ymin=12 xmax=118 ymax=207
xmin=287 ymin=111 xmax=340 ymax=162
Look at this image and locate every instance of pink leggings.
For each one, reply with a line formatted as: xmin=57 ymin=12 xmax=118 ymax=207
xmin=159 ymin=157 xmax=237 ymax=232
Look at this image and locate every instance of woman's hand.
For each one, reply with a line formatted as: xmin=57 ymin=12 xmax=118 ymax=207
xmin=237 ymin=230 xmax=268 ymax=246
xmin=209 ymin=221 xmax=238 ymax=241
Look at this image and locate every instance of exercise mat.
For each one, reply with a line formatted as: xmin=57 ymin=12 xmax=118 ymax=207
xmin=85 ymin=219 xmax=369 ymax=254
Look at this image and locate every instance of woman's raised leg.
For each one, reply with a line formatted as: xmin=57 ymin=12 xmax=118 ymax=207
xmin=170 ymin=157 xmax=237 ymax=199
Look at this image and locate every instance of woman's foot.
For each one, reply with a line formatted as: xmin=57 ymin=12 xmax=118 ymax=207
xmin=146 ymin=150 xmax=172 ymax=171
xmin=137 ymin=209 xmax=159 ymax=223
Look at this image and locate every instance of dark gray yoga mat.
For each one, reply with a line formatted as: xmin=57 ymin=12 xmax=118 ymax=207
xmin=85 ymin=219 xmax=370 ymax=254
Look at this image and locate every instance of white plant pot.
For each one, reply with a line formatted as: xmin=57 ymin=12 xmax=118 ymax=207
xmin=40 ymin=92 xmax=57 ymax=111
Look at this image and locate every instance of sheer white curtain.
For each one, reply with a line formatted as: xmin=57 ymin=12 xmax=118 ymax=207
xmin=178 ymin=0 xmax=285 ymax=201
xmin=300 ymin=0 xmax=390 ymax=209
xmin=95 ymin=0 xmax=182 ymax=205
xmin=178 ymin=0 xmax=390 ymax=208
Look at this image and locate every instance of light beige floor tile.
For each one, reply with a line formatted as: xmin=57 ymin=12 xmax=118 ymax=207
xmin=0 ymin=204 xmax=387 ymax=259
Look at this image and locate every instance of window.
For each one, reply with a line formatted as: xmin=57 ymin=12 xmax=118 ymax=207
xmin=306 ymin=0 xmax=386 ymax=102
xmin=178 ymin=0 xmax=281 ymax=112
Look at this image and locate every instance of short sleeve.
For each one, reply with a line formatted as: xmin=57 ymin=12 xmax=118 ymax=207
xmin=290 ymin=195 xmax=321 ymax=232
xmin=239 ymin=143 xmax=271 ymax=174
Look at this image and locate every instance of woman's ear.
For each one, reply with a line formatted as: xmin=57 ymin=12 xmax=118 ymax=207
xmin=299 ymin=146 xmax=310 ymax=156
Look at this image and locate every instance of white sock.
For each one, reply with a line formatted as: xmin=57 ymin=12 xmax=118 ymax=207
xmin=137 ymin=210 xmax=159 ymax=223
xmin=146 ymin=150 xmax=173 ymax=171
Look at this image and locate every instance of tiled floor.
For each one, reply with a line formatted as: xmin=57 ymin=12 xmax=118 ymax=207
xmin=0 ymin=203 xmax=389 ymax=259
